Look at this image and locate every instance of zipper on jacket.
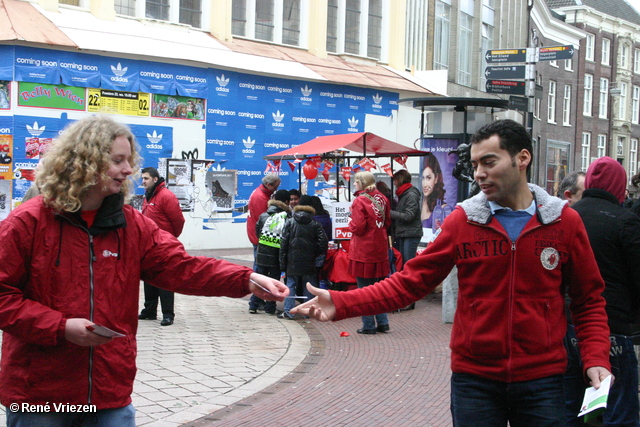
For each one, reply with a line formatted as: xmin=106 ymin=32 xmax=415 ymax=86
xmin=88 ymin=233 xmax=95 ymax=405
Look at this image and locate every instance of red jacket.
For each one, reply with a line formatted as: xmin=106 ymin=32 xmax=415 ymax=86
xmin=142 ymin=181 xmax=185 ymax=237
xmin=0 ymin=194 xmax=252 ymax=409
xmin=348 ymin=188 xmax=391 ymax=265
xmin=247 ymin=184 xmax=274 ymax=245
xmin=331 ymin=185 xmax=611 ymax=382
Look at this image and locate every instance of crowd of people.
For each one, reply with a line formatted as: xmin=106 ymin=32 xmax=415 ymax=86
xmin=3 ymin=115 xmax=640 ymax=426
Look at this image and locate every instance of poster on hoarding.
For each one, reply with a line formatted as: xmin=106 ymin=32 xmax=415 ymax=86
xmin=0 ymin=134 xmax=13 ymax=179
xmin=151 ymin=94 xmax=205 ymax=120
xmin=0 ymin=81 xmax=9 ymax=110
xmin=0 ymin=179 xmax=11 ymax=220
xmin=87 ymin=88 xmax=150 ymax=117
xmin=17 ymin=82 xmax=86 ymax=111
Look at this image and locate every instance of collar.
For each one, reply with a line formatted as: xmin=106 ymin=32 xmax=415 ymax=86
xmin=488 ymin=199 xmax=536 ymax=215
xmin=395 ymin=183 xmax=413 ymax=197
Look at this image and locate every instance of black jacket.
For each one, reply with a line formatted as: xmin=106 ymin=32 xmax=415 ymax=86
xmin=255 ymin=200 xmax=291 ymax=268
xmin=280 ymin=205 xmax=328 ymax=276
xmin=573 ymin=188 xmax=640 ymax=335
xmin=390 ymin=186 xmax=423 ymax=239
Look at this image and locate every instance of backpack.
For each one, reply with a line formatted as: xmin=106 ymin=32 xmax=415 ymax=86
xmin=258 ymin=211 xmax=288 ymax=248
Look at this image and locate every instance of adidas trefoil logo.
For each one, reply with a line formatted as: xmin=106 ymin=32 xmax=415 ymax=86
xmin=27 ymin=122 xmax=45 ymax=137
xmin=243 ymin=136 xmax=255 ymax=149
xmin=272 ymin=111 xmax=285 ymax=123
xmin=216 ymin=74 xmax=230 ymax=87
xmin=111 ymin=63 xmax=128 ymax=77
xmin=372 ymin=93 xmax=383 ymax=105
xmin=348 ymin=117 xmax=359 ymax=128
xmin=147 ymin=131 xmax=163 ymax=144
xmin=301 ymin=85 xmax=312 ymax=97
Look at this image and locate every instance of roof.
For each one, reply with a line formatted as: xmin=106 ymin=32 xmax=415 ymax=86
xmin=264 ymin=132 xmax=428 ymax=160
xmin=546 ymin=0 xmax=640 ymax=26
xmin=0 ymin=0 xmax=433 ymax=94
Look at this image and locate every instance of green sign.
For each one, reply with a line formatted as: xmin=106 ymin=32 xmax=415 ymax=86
xmin=18 ymin=82 xmax=86 ymax=110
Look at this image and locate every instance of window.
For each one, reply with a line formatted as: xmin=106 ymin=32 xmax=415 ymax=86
xmin=282 ymin=0 xmax=301 ymax=46
xmin=115 ymin=0 xmax=135 ymax=16
xmin=631 ymin=138 xmax=638 ymax=176
xmin=565 ymin=59 xmax=573 ymax=71
xmin=635 ymin=49 xmax=640 ymax=73
xmin=633 ymin=86 xmax=640 ymax=124
xmin=434 ymin=0 xmax=451 ymax=70
xmin=618 ymin=137 xmax=626 ymax=158
xmin=255 ymin=1 xmax=274 ymax=41
xmin=563 ymin=85 xmax=571 ymax=125
xmin=618 ymin=82 xmax=627 ymax=121
xmin=458 ymin=12 xmax=473 ymax=86
xmin=179 ymin=0 xmax=201 ymax=28
xmin=232 ymin=0 xmax=247 ymax=36
xmin=597 ymin=134 xmax=607 ymax=158
xmin=550 ymin=60 xmax=558 ymax=68
xmin=582 ymin=133 xmax=591 ymax=171
xmin=547 ymin=141 xmax=570 ymax=195
xmin=585 ymin=33 xmax=595 ymax=61
xmin=535 ymin=97 xmax=541 ymax=120
xmin=325 ymin=0 xmax=385 ymax=59
xmin=599 ymin=78 xmax=609 ymax=119
xmin=602 ymin=38 xmax=610 ymax=66
xmin=367 ymin=0 xmax=383 ymax=59
xmin=548 ymin=80 xmax=557 ymax=123
xmin=621 ymin=44 xmax=630 ymax=69
xmin=405 ymin=0 xmax=429 ymax=71
xmin=146 ymin=0 xmax=169 ymax=20
xmin=583 ymin=74 xmax=593 ymax=116
xmin=60 ymin=0 xmax=79 ymax=5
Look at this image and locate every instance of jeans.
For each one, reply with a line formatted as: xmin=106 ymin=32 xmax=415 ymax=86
xmin=450 ymin=372 xmax=565 ymax=427
xmin=283 ymin=274 xmax=318 ymax=315
xmin=249 ymin=264 xmax=279 ymax=313
xmin=563 ymin=324 xmax=585 ymax=427
xmin=394 ymin=236 xmax=421 ymax=268
xmin=141 ymin=282 xmax=174 ymax=320
xmin=356 ymin=276 xmax=388 ymax=330
xmin=6 ymin=403 xmax=135 ymax=427
xmin=564 ymin=329 xmax=640 ymax=427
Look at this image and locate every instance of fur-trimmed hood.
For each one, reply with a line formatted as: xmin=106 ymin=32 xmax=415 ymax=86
xmin=266 ymin=199 xmax=291 ymax=214
xmin=459 ymin=183 xmax=566 ymax=225
xmin=293 ymin=204 xmax=315 ymax=215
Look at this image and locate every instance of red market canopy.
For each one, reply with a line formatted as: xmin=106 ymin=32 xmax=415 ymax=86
xmin=263 ymin=132 xmax=428 ymax=160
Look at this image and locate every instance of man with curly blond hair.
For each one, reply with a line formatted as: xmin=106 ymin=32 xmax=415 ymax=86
xmin=0 ymin=115 xmax=288 ymax=427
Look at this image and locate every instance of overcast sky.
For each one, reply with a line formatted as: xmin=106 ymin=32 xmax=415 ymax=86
xmin=628 ymin=0 xmax=640 ymax=14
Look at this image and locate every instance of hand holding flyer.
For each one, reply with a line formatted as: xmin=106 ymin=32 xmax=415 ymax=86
xmin=86 ymin=324 xmax=126 ymax=338
xmin=578 ymin=375 xmax=612 ymax=422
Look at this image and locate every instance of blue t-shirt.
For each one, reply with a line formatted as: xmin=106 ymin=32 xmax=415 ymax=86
xmin=488 ymin=200 xmax=536 ymax=242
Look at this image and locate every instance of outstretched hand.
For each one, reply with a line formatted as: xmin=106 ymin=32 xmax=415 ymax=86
xmin=65 ymin=318 xmax=113 ymax=346
xmin=290 ymin=283 xmax=336 ymax=321
xmin=248 ymin=272 xmax=289 ymax=301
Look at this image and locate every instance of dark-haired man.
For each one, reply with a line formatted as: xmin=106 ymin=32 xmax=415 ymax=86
xmin=138 ymin=167 xmax=185 ymax=326
xmin=293 ymin=119 xmax=611 ymax=426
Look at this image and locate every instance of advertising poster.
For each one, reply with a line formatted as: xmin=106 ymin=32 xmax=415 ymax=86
xmin=0 ymin=179 xmax=11 ymax=220
xmin=151 ymin=94 xmax=205 ymax=120
xmin=0 ymin=134 xmax=13 ymax=179
xmin=332 ymin=201 xmax=352 ymax=240
xmin=88 ymin=89 xmax=150 ymax=117
xmin=420 ymin=138 xmax=460 ymax=242
xmin=0 ymin=81 xmax=9 ymax=109
xmin=205 ymin=168 xmax=236 ymax=212
xmin=17 ymin=82 xmax=86 ymax=111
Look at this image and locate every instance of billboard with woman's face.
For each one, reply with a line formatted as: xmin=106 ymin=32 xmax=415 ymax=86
xmin=421 ymin=139 xmax=460 ymax=242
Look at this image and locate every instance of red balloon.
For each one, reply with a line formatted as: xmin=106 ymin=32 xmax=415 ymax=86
xmin=303 ymin=161 xmax=318 ymax=179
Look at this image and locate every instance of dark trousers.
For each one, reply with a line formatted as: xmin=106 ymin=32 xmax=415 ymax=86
xmin=141 ymin=282 xmax=174 ymax=320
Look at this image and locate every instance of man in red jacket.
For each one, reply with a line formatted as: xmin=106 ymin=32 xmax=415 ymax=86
xmin=293 ymin=119 xmax=612 ymax=426
xmin=138 ymin=167 xmax=185 ymax=326
xmin=246 ymin=173 xmax=281 ymax=262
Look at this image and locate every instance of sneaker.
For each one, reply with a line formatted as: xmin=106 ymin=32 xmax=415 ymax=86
xmin=277 ymin=312 xmax=295 ymax=320
xmin=249 ymin=308 xmax=258 ymax=314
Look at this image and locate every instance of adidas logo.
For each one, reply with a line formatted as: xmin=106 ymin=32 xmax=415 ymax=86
xmin=26 ymin=122 xmax=45 ymax=137
xmin=272 ymin=111 xmax=285 ymax=123
xmin=111 ymin=63 xmax=128 ymax=77
xmin=243 ymin=136 xmax=255 ymax=149
xmin=216 ymin=74 xmax=230 ymax=87
xmin=300 ymin=85 xmax=312 ymax=97
xmin=147 ymin=130 xmax=162 ymax=144
xmin=348 ymin=117 xmax=359 ymax=128
xmin=372 ymin=93 xmax=383 ymax=105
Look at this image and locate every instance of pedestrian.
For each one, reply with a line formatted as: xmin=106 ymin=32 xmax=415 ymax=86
xmin=247 ymin=173 xmax=281 ymax=259
xmin=565 ymin=157 xmax=640 ymax=427
xmin=288 ymin=188 xmax=301 ymax=208
xmin=0 ymin=115 xmax=288 ymax=427
xmin=293 ymin=119 xmax=612 ymax=426
xmin=137 ymin=166 xmax=184 ymax=326
xmin=348 ymin=171 xmax=391 ymax=335
xmin=310 ymin=195 xmax=332 ymax=241
xmin=558 ymin=171 xmax=585 ymax=207
xmin=250 ymin=189 xmax=291 ymax=314
xmin=279 ymin=195 xmax=328 ymax=319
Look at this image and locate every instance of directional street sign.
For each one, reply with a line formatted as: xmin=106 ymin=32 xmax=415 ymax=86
xmin=485 ymin=80 xmax=527 ymax=95
xmin=537 ymin=45 xmax=575 ymax=62
xmin=508 ymin=96 xmax=529 ymax=113
xmin=484 ymin=65 xmax=526 ymax=80
xmin=485 ymin=49 xmax=527 ymax=64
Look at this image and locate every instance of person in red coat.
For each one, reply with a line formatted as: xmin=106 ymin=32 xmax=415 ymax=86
xmin=138 ymin=166 xmax=185 ymax=326
xmin=0 ymin=115 xmax=288 ymax=427
xmin=348 ymin=171 xmax=391 ymax=334
xmin=246 ymin=174 xmax=281 ymax=258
